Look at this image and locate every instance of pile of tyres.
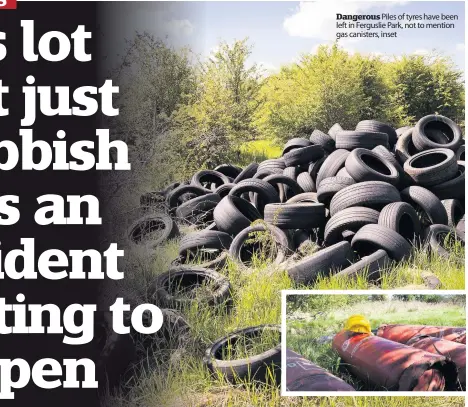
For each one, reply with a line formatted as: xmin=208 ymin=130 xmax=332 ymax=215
xmin=116 ymin=115 xmax=466 ymax=391
xmin=287 ymin=323 xmax=466 ymax=392
xmin=131 ymin=114 xmax=465 ymax=306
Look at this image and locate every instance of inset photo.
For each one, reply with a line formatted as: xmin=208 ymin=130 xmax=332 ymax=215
xmin=282 ymin=290 xmax=466 ymax=395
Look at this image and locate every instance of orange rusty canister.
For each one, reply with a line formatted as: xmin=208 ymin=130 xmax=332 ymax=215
xmin=332 ymin=330 xmax=458 ymax=391
xmin=377 ymin=324 xmax=466 ymax=344
xmin=286 ymin=348 xmax=355 ymax=391
xmin=453 ymin=332 xmax=466 ymax=344
xmin=406 ymin=335 xmax=466 ymax=389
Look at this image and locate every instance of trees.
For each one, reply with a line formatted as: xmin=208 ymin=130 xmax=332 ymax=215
xmin=171 ymin=39 xmax=264 ymax=175
xmin=256 ymin=45 xmax=392 ymax=144
xmin=384 ymin=53 xmax=465 ymax=127
xmin=257 ymin=45 xmax=464 ymax=143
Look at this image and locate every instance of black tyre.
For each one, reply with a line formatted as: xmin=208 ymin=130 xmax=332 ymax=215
xmin=282 ymin=138 xmax=311 ymax=155
xmin=456 ymin=145 xmax=465 ymax=161
xmin=372 ymin=145 xmax=412 ymax=188
xmin=378 ymin=202 xmax=421 ymax=241
xmin=154 ymin=267 xmax=231 ymax=308
xmin=341 ymin=230 xmax=356 ymax=242
xmin=203 ymin=325 xmax=281 ymax=385
xmin=328 ymin=123 xmax=343 ymax=140
xmin=400 ymin=186 xmax=448 ymax=226
xmin=296 ymin=171 xmax=316 ymax=193
xmin=310 ymin=129 xmax=335 ymax=153
xmin=335 ymin=130 xmax=388 ymax=150
xmin=336 ymin=167 xmax=354 ymax=180
xmin=179 ymin=230 xmax=232 ymax=257
xmin=404 ymin=148 xmax=457 ymax=187
xmin=442 ymin=199 xmax=464 ymax=228
xmin=214 ymin=164 xmax=243 ymax=179
xmin=317 ymin=177 xmax=355 ymax=207
xmin=413 ymin=114 xmax=462 ymax=152
xmin=229 ymin=223 xmax=292 ymax=265
xmin=162 ymin=181 xmax=185 ymax=196
xmin=286 ymin=192 xmax=319 ymax=204
xmin=213 ymin=196 xmax=262 ymax=237
xmin=283 ymin=166 xmax=300 ymax=199
xmin=234 ymin=162 xmax=259 ymax=184
xmin=316 ymin=149 xmax=350 ymax=187
xmin=395 ymin=128 xmax=418 ymax=164
xmin=324 ymin=207 xmax=380 ymax=246
xmin=283 ymin=145 xmax=324 ymax=167
xmin=192 ymin=170 xmax=230 ymax=189
xmin=421 ymin=224 xmax=465 ymax=260
xmin=258 ymin=159 xmax=286 ymax=174
xmin=396 ymin=126 xmax=412 ymax=138
xmin=264 ymin=174 xmax=302 ymax=202
xmin=128 ymin=213 xmax=179 ymax=247
xmin=283 ymin=166 xmax=299 ymax=181
xmin=175 ymin=193 xmax=221 ymax=225
xmin=355 ymin=120 xmax=397 ymax=147
xmin=264 ymin=203 xmax=326 ymax=230
xmin=429 ymin=161 xmax=465 ymax=200
xmin=351 ymin=224 xmax=412 ymax=261
xmin=335 ymin=249 xmax=390 ymax=280
xmin=308 ymin=156 xmax=327 ymax=183
xmin=177 ymin=230 xmax=231 ymax=270
xmin=215 ymin=183 xmax=235 ymax=198
xmin=229 ymin=179 xmax=280 ymax=215
xmin=329 ymin=181 xmax=400 ymax=217
xmin=345 ymin=148 xmax=399 ymax=186
xmin=287 ymin=241 xmax=355 ymax=285
xmin=166 ymin=185 xmax=210 ymax=210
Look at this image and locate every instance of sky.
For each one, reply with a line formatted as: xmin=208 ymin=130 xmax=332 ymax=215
xmin=99 ymin=1 xmax=465 ymax=73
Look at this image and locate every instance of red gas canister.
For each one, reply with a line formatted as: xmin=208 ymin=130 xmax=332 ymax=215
xmin=377 ymin=324 xmax=466 ymax=344
xmin=406 ymin=335 xmax=466 ymax=389
xmin=286 ymin=348 xmax=355 ymax=391
xmin=332 ymin=330 xmax=457 ymax=391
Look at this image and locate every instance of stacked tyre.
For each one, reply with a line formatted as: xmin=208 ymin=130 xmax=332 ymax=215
xmin=134 ymin=114 xmax=464 ymax=290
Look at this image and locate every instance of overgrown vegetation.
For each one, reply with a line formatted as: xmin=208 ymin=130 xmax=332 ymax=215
xmin=109 ymin=37 xmax=464 ymax=193
xmin=102 ymin=227 xmax=465 ymax=406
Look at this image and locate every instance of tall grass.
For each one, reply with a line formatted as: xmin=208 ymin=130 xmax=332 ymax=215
xmin=102 ymin=221 xmax=465 ymax=406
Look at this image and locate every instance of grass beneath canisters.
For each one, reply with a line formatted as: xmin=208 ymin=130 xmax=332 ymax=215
xmin=103 ymin=222 xmax=465 ymax=406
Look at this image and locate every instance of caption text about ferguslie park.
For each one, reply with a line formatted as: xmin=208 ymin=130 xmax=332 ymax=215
xmin=336 ymin=12 xmax=458 ymax=39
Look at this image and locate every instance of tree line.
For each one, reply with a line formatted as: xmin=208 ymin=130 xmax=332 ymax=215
xmin=112 ymin=33 xmax=465 ymax=188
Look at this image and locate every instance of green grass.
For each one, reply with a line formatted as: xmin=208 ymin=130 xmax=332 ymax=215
xmin=286 ymin=299 xmax=465 ymax=391
xmin=102 ymin=222 xmax=465 ymax=406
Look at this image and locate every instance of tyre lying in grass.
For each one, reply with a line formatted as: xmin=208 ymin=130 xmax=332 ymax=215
xmin=421 ymin=224 xmax=465 ymax=263
xmin=137 ymin=113 xmax=464 ymax=287
xmin=287 ymin=241 xmax=355 ymax=285
xmin=153 ymin=267 xmax=231 ymax=309
xmin=127 ymin=213 xmax=179 ymax=248
xmin=334 ymin=249 xmax=391 ymax=281
xmin=203 ymin=325 xmax=281 ymax=385
xmin=229 ymin=223 xmax=292 ymax=266
xmin=174 ymin=230 xmax=232 ymax=269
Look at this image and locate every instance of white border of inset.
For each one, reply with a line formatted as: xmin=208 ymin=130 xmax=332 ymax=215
xmin=281 ymin=289 xmax=467 ymax=396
